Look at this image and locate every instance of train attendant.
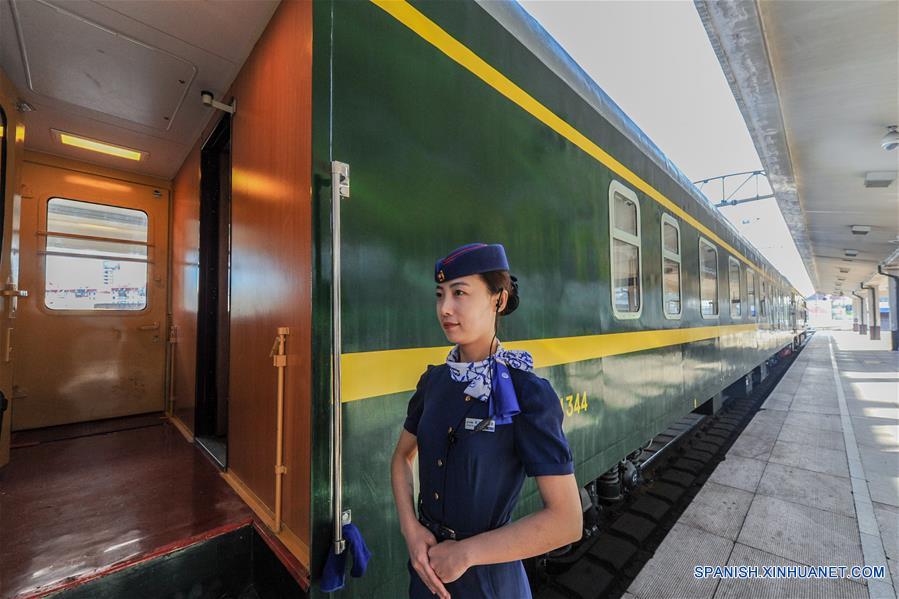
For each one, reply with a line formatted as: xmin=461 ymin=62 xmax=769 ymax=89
xmin=390 ymin=243 xmax=582 ymax=598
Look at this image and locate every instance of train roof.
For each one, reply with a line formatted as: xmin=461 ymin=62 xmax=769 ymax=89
xmin=478 ymin=1 xmax=801 ymax=296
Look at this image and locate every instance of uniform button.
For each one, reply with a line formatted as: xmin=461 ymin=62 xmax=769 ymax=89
xmin=437 ymin=459 xmax=444 ymax=467
xmin=464 ymin=395 xmax=472 ymax=402
xmin=434 ymin=492 xmax=440 ymax=500
xmin=447 ymin=426 xmax=453 ymax=434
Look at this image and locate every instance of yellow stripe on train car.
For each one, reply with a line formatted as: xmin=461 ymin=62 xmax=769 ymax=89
xmin=340 ymin=323 xmax=765 ymax=402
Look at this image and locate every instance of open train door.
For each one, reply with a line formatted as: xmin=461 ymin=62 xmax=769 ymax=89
xmin=0 ymin=80 xmax=23 ymax=467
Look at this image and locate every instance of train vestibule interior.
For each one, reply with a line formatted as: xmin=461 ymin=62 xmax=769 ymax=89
xmin=0 ymin=0 xmax=314 ymax=594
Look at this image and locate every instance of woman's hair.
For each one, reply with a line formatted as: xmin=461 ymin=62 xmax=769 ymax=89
xmin=480 ymin=270 xmax=520 ymax=316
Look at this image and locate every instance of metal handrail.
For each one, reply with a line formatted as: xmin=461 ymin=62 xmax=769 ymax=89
xmin=37 ymin=230 xmax=152 ymax=246
xmin=330 ymin=161 xmax=350 ymax=554
xmin=38 ymin=250 xmax=151 ymax=264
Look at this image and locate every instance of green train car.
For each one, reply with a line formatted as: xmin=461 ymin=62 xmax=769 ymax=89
xmin=0 ymin=0 xmax=810 ymax=596
xmin=308 ymin=1 xmax=807 ymax=596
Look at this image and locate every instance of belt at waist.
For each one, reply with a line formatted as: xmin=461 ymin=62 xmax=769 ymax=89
xmin=416 ymin=496 xmax=506 ymax=542
xmin=418 ymin=509 xmax=476 ymax=542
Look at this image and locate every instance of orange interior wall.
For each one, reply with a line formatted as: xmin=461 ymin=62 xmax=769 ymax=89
xmin=170 ymin=0 xmax=313 ymax=562
xmin=171 ymin=149 xmax=199 ymax=434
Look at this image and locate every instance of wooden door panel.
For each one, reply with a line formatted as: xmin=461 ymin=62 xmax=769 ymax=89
xmin=13 ymin=160 xmax=169 ymax=430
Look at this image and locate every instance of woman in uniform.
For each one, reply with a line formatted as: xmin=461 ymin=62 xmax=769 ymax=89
xmin=390 ymin=242 xmax=582 ymax=599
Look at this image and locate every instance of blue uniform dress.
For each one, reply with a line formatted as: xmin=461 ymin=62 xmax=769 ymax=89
xmin=403 ymin=364 xmax=574 ymax=598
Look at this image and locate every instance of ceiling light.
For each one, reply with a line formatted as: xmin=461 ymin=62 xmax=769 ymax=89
xmin=15 ymin=99 xmax=34 ymax=113
xmin=882 ymin=125 xmax=899 ymax=151
xmin=51 ymin=129 xmax=145 ymax=161
xmin=839 ymin=267 xmax=850 ymax=273
xmin=844 ymin=249 xmax=858 ymax=257
xmin=864 ymin=171 xmax=897 ymax=188
xmin=842 ymin=258 xmax=854 ymax=262
xmin=851 ymin=225 xmax=871 ymax=235
xmin=837 ymin=277 xmax=845 ymax=281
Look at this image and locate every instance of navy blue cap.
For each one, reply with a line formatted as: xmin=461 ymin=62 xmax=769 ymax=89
xmin=434 ymin=243 xmax=510 ymax=283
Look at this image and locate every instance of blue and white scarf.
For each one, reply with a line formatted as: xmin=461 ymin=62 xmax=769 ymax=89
xmin=446 ymin=343 xmax=534 ymax=425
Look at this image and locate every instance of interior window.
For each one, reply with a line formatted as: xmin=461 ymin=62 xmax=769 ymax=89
xmin=44 ymin=198 xmax=149 ymax=311
xmin=699 ymin=238 xmax=718 ymax=317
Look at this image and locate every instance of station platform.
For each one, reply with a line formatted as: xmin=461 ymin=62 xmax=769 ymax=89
xmin=625 ymin=330 xmax=898 ymax=599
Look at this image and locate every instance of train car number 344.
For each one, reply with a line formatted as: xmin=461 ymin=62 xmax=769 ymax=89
xmin=561 ymin=392 xmax=589 ymax=416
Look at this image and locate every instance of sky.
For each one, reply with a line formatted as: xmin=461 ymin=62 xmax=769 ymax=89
xmin=517 ymin=0 xmax=816 ymax=297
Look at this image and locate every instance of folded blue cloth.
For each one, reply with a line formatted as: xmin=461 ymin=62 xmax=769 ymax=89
xmin=320 ymin=523 xmax=371 ymax=593
xmin=489 ymin=359 xmax=519 ymax=425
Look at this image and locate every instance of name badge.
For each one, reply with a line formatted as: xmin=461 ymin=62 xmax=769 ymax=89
xmin=464 ymin=417 xmax=495 ymax=433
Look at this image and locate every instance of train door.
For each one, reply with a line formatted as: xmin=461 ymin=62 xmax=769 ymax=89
xmin=12 ymin=159 xmax=169 ymax=430
xmin=194 ymin=115 xmax=232 ymax=466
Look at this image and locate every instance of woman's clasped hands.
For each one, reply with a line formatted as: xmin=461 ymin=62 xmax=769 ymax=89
xmin=404 ymin=520 xmax=473 ymax=598
xmin=427 ymin=538 xmax=470 ymax=584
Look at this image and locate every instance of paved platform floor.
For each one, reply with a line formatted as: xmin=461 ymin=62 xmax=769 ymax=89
xmin=625 ymin=330 xmax=898 ymax=599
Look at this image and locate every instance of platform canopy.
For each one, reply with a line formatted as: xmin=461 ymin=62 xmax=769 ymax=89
xmin=696 ymin=0 xmax=898 ymax=297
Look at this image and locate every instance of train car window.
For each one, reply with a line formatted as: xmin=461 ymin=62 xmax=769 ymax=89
xmin=699 ymin=238 xmax=718 ymax=317
xmin=775 ymin=292 xmax=780 ymax=328
xmin=760 ymin=280 xmax=767 ymax=318
xmin=747 ymin=270 xmax=757 ymax=318
xmin=44 ymin=197 xmax=149 ymax=311
xmin=661 ymin=214 xmax=681 ymax=319
xmin=774 ymin=290 xmax=783 ymax=329
xmin=781 ymin=294 xmax=786 ymax=329
xmin=728 ymin=257 xmax=742 ymax=318
xmin=609 ymin=181 xmax=642 ymax=319
xmin=776 ymin=293 xmax=783 ymax=329
xmin=776 ymin=294 xmax=782 ymax=329
xmin=771 ymin=288 xmax=780 ymax=329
